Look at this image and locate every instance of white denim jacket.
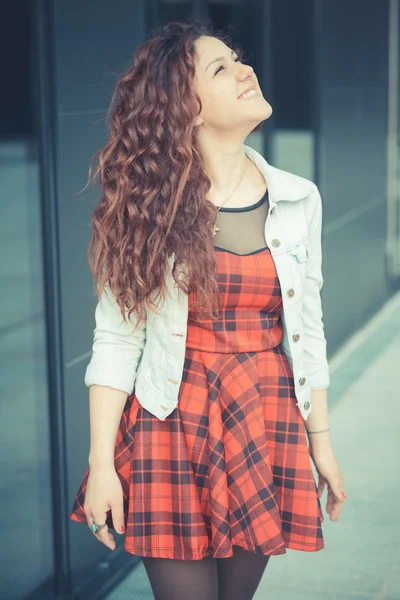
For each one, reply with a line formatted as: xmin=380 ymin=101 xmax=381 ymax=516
xmin=84 ymin=143 xmax=330 ymax=422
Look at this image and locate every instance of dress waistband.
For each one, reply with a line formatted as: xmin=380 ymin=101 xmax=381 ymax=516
xmin=185 ymin=308 xmax=283 ymax=354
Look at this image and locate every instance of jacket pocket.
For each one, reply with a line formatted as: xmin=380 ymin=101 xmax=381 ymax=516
xmin=290 ymin=243 xmax=309 ymax=263
xmin=289 ymin=241 xmax=309 ymax=278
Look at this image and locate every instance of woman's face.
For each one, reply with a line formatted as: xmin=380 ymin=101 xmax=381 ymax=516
xmin=193 ymin=35 xmax=272 ymax=133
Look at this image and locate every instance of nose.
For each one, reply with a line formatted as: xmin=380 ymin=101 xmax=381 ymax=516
xmin=237 ymin=62 xmax=254 ymax=79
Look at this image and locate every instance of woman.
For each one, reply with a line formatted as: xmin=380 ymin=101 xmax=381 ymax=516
xmin=70 ymin=20 xmax=346 ymax=600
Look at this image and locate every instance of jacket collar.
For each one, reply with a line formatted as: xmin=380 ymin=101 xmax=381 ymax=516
xmin=168 ymin=145 xmax=313 ymax=269
xmin=244 ymin=143 xmax=313 ymax=204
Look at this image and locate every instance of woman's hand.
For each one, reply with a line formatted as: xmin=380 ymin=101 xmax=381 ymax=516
xmin=309 ymin=445 xmax=346 ymax=521
xmin=83 ymin=466 xmax=126 ymax=550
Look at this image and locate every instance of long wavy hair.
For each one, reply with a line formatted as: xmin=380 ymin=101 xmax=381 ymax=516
xmin=82 ymin=20 xmax=264 ymax=331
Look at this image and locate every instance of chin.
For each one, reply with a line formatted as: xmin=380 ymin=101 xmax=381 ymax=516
xmin=262 ymin=99 xmax=273 ymax=115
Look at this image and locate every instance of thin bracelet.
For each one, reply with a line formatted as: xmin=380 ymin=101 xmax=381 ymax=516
xmin=306 ymin=428 xmax=330 ymax=435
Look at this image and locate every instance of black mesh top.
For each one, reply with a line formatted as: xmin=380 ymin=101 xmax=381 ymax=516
xmin=213 ymin=188 xmax=269 ymax=255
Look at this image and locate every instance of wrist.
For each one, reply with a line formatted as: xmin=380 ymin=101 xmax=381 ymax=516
xmin=88 ymin=454 xmax=115 ymax=469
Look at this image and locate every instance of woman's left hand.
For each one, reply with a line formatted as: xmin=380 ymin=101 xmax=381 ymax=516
xmin=309 ymin=445 xmax=346 ymax=521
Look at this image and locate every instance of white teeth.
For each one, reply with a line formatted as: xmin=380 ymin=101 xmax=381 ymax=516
xmin=239 ymin=88 xmax=257 ymax=100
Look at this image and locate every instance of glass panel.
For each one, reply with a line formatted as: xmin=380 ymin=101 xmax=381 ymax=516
xmin=269 ymin=0 xmax=315 ymax=179
xmin=0 ymin=3 xmax=55 ymax=598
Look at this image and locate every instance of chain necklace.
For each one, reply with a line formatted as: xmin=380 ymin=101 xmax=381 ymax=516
xmin=209 ymin=157 xmax=248 ymax=238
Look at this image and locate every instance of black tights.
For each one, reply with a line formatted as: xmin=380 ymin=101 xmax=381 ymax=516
xmin=141 ymin=545 xmax=271 ymax=600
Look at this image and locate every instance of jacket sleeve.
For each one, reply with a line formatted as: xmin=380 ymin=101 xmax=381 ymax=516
xmin=301 ymin=185 xmax=330 ymax=390
xmin=84 ymin=284 xmax=147 ymax=395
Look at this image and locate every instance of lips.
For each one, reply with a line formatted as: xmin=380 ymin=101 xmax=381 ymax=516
xmin=238 ymin=85 xmax=256 ymax=99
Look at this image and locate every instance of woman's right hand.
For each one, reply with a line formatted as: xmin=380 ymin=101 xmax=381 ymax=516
xmin=83 ymin=466 xmax=126 ymax=551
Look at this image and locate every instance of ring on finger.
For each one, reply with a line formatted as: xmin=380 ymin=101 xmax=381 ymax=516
xmin=91 ymin=520 xmax=107 ymax=534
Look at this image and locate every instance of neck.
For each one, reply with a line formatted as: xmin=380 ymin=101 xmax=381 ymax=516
xmin=199 ymin=138 xmax=248 ymax=199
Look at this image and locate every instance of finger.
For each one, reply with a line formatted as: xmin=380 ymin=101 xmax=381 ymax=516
xmin=90 ymin=513 xmax=116 ymax=550
xmin=330 ymin=500 xmax=344 ymax=521
xmin=98 ymin=527 xmax=116 ymax=550
xmin=111 ymin=502 xmax=126 ymax=535
xmin=327 ymin=491 xmax=345 ymax=521
xmin=97 ymin=527 xmax=115 ymax=550
xmin=331 ymin=485 xmax=346 ymax=506
xmin=326 ymin=494 xmax=334 ymax=515
xmin=325 ymin=487 xmax=337 ymax=515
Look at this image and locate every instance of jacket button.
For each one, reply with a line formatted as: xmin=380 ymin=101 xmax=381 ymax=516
xmin=271 ymin=239 xmax=281 ymax=247
xmin=172 ymin=333 xmax=184 ymax=337
xmin=167 ymin=378 xmax=179 ymax=385
xmin=287 ymin=288 xmax=295 ymax=297
xmin=292 ymin=333 xmax=300 ymax=342
xmin=303 ymin=400 xmax=310 ymax=410
xmin=299 ymin=377 xmax=306 ymax=385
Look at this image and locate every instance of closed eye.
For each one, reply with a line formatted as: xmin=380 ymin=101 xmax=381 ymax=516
xmin=215 ymin=57 xmax=241 ymax=75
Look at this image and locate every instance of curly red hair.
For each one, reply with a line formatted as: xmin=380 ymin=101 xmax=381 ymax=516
xmin=82 ymin=20 xmax=264 ymax=331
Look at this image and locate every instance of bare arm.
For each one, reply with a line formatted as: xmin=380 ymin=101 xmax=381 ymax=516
xmin=88 ymin=385 xmax=128 ymax=468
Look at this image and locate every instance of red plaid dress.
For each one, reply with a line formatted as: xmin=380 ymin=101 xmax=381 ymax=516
xmin=70 ymin=244 xmax=324 ymax=559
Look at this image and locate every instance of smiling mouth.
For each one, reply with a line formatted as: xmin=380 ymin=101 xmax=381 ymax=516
xmin=238 ymin=88 xmax=258 ymax=99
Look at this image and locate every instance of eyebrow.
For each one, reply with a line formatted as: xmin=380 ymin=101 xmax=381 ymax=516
xmin=206 ymin=49 xmax=236 ymax=72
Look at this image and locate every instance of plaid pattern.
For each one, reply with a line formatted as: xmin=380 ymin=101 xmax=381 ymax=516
xmin=70 ymin=246 xmax=324 ymax=559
